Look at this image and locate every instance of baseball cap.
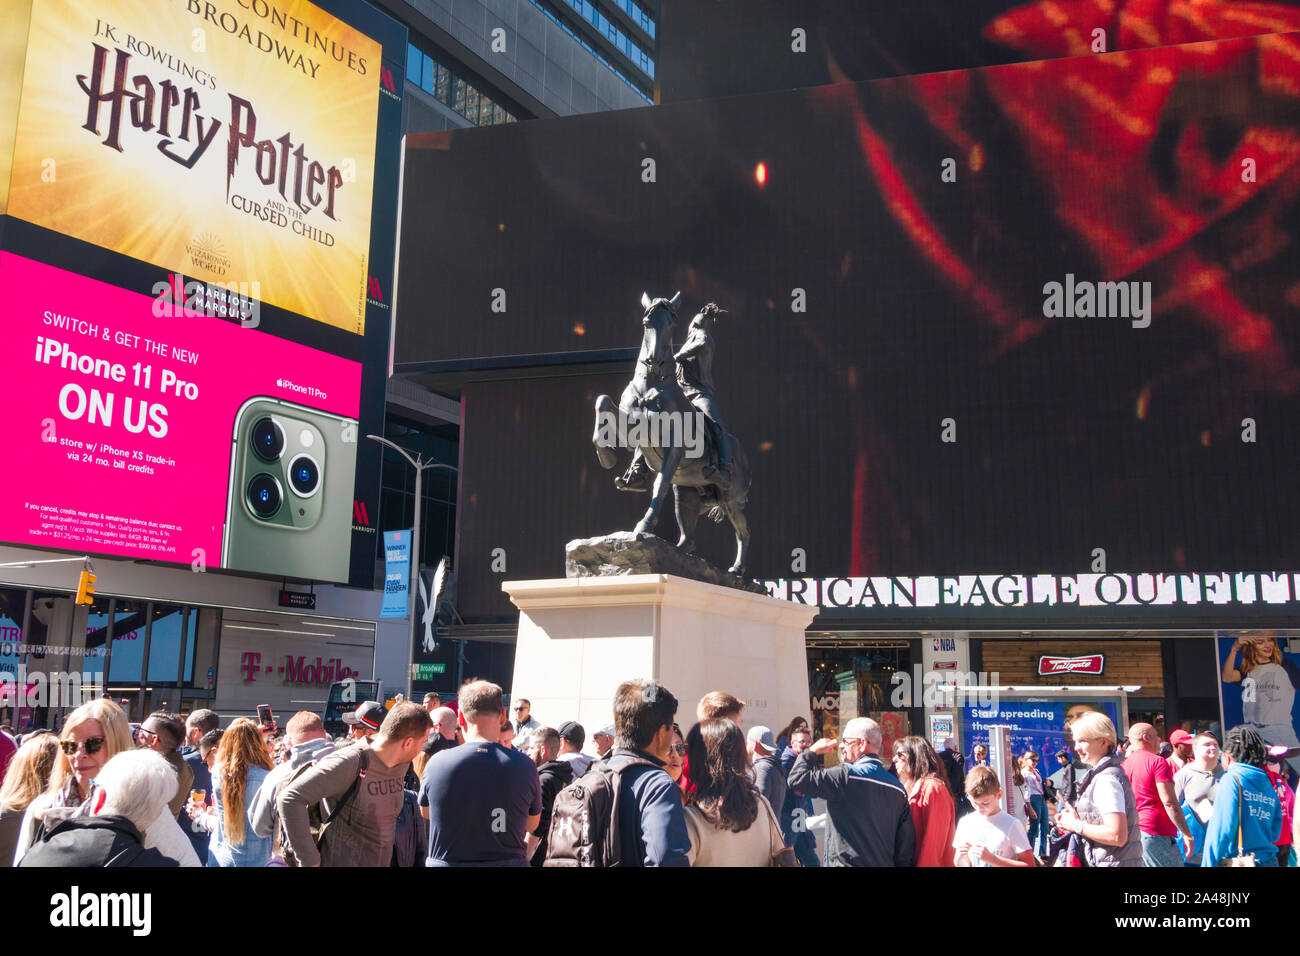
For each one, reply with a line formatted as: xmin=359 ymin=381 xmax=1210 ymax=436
xmin=595 ymin=724 xmax=615 ymax=738
xmin=342 ymin=700 xmax=385 ymax=731
xmin=558 ymin=720 xmax=585 ymax=749
xmin=1169 ymin=729 xmax=1193 ymax=747
xmin=747 ymin=725 xmax=777 ymax=753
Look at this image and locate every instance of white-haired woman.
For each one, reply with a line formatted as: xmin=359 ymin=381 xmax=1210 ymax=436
xmin=1054 ymin=711 xmax=1141 ymax=866
xmin=19 ymin=749 xmax=181 ymax=867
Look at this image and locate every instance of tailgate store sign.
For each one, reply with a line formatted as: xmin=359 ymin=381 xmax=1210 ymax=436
xmin=1038 ymin=654 xmax=1105 ymax=676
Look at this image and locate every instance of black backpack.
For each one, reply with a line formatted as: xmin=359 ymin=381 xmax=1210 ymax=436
xmin=543 ymin=757 xmax=654 ymax=867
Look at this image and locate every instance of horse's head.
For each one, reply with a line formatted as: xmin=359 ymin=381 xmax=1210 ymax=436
xmin=637 ymin=291 xmax=681 ymax=380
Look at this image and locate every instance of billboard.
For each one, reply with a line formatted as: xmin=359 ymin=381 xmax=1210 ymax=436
xmin=656 ymin=0 xmax=1300 ymax=104
xmin=1217 ymin=630 xmax=1300 ymax=776
xmin=959 ymin=695 xmax=1126 ymax=775
xmin=399 ymin=30 xmax=1300 ymax=619
xmin=0 ymin=0 xmax=405 ymax=584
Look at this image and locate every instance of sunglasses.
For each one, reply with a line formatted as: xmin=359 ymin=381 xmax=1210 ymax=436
xmin=61 ymin=736 xmax=106 ymax=757
xmin=668 ymin=743 xmax=686 ymax=756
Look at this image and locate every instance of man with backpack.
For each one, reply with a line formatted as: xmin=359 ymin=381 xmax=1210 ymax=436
xmin=544 ymin=679 xmax=690 ymax=867
xmin=420 ymin=679 xmax=542 ymax=866
xmin=525 ymin=726 xmax=574 ymax=865
xmin=249 ymin=711 xmax=336 ymax=845
xmin=277 ymin=702 xmax=431 ymax=866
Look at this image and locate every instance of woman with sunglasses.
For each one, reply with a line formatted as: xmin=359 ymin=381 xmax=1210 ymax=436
xmin=11 ymin=699 xmax=200 ymax=866
xmin=11 ymin=698 xmax=131 ymax=864
xmin=891 ymin=735 xmax=956 ymax=866
xmin=665 ymin=723 xmax=686 ymax=790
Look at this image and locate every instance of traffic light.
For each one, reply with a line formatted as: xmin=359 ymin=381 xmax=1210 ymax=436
xmin=75 ymin=568 xmax=97 ymax=605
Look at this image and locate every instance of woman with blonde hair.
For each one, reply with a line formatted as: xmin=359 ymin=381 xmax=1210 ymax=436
xmin=192 ymin=717 xmax=274 ymax=866
xmin=10 ymin=698 xmax=199 ymax=866
xmin=0 ymin=733 xmax=59 ymax=866
xmin=1054 ymin=711 xmax=1141 ymax=866
xmin=11 ymin=697 xmax=131 ymax=864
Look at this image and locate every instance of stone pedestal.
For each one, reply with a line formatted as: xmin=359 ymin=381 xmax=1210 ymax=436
xmin=505 ymin=574 xmax=817 ymax=744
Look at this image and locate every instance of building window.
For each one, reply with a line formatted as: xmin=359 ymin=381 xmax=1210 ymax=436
xmin=526 ymin=1 xmax=653 ymax=101
xmin=405 ymin=40 xmax=525 ymax=126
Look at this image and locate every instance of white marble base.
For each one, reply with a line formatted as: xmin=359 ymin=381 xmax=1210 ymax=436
xmin=505 ymin=574 xmax=817 ymax=748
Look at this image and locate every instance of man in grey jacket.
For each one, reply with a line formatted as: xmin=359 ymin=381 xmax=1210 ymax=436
xmin=747 ymin=725 xmax=787 ymax=818
xmin=249 ymin=711 xmax=337 ymax=840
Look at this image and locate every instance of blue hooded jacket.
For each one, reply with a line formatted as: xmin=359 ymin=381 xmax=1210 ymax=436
xmin=1201 ymin=762 xmax=1281 ymax=867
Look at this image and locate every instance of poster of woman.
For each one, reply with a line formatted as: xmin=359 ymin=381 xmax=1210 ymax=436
xmin=1219 ymin=630 xmax=1300 ymax=777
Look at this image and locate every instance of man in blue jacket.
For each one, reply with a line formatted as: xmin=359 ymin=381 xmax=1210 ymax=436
xmin=788 ymin=716 xmax=916 ymax=866
xmin=1203 ymin=725 xmax=1282 ymax=866
xmin=780 ymin=727 xmax=821 ymax=866
xmin=606 ymin=679 xmax=691 ymax=867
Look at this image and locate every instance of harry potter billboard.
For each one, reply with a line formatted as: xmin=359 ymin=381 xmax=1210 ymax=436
xmin=0 ymin=0 xmax=405 ymax=585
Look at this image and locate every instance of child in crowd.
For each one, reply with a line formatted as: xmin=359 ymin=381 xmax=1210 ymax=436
xmin=953 ymin=765 xmax=1036 ymax=867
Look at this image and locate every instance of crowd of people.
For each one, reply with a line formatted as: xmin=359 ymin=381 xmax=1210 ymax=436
xmin=0 ymin=681 xmax=1294 ymax=867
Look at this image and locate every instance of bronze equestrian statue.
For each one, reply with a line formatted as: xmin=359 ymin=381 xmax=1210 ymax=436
xmin=592 ymin=292 xmax=752 ymax=575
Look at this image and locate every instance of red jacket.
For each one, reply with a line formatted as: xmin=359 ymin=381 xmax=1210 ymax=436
xmin=908 ymin=776 xmax=956 ymax=866
xmin=1267 ymin=768 xmax=1295 ymax=847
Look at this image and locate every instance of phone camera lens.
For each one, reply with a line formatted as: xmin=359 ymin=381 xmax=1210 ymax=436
xmin=251 ymin=417 xmax=284 ymax=461
xmin=246 ymin=474 xmax=282 ymax=519
xmin=287 ymin=454 xmax=320 ymax=497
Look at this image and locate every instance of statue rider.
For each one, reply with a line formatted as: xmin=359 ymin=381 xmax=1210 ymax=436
xmin=616 ymin=302 xmax=732 ymax=492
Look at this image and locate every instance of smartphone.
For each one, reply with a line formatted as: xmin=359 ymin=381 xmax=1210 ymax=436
xmin=257 ymin=704 xmax=274 ymax=729
xmin=221 ymin=397 xmax=357 ymax=581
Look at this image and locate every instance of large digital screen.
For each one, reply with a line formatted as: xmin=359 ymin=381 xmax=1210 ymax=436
xmin=656 ymin=0 xmax=1300 ymax=104
xmin=401 ymin=30 xmax=1300 ymax=619
xmin=0 ymin=0 xmax=405 ymax=584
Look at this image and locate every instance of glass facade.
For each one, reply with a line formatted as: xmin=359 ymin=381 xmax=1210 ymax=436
xmin=0 ymin=584 xmax=217 ymax=729
xmin=527 ymin=0 xmax=654 ymax=101
xmin=611 ymin=0 xmax=655 ymax=38
xmin=377 ymin=415 xmax=459 ymax=575
xmin=407 ymin=42 xmax=519 ymax=125
xmin=562 ymin=0 xmax=655 ymax=78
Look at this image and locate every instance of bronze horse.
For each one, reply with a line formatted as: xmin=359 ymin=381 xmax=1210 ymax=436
xmin=592 ymin=292 xmax=752 ymax=575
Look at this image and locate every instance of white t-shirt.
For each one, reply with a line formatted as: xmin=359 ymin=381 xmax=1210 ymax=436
xmin=1024 ymin=768 xmax=1043 ymax=798
xmin=1244 ymin=662 xmax=1294 ymax=727
xmin=953 ymin=809 xmax=1030 ymax=866
xmin=1087 ymin=770 xmax=1127 ymax=817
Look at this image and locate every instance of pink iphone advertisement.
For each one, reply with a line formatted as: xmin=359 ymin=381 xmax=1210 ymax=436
xmin=0 ymin=252 xmax=362 ymax=579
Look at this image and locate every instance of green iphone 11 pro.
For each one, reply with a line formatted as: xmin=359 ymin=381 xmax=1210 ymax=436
xmin=221 ymin=397 xmax=356 ymax=582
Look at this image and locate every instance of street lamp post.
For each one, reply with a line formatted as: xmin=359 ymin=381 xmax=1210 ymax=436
xmin=365 ymin=434 xmax=457 ymax=694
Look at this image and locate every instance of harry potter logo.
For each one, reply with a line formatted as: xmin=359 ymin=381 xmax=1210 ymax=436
xmin=78 ymin=43 xmax=344 ymax=219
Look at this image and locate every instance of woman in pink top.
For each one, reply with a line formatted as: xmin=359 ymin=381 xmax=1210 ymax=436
xmin=892 ymin=735 xmax=956 ymax=866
